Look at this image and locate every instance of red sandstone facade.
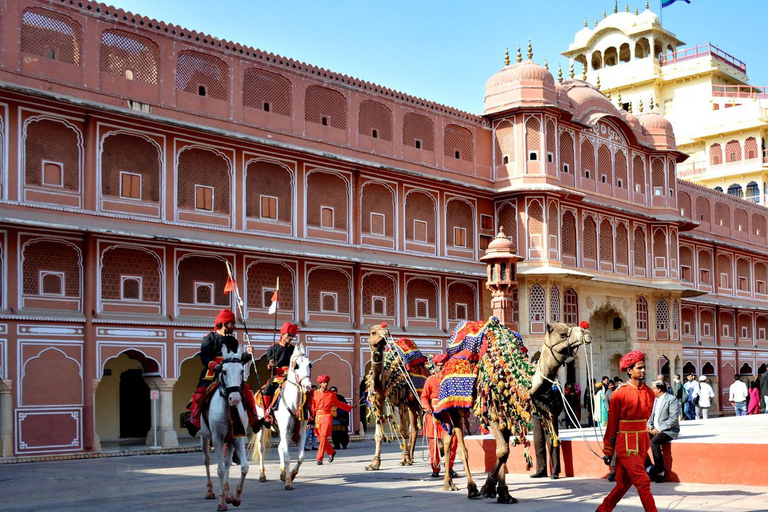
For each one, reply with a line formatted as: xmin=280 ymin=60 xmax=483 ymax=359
xmin=0 ymin=1 xmax=764 ymax=457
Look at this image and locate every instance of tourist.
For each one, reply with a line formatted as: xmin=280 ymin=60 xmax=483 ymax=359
xmin=311 ymin=375 xmax=353 ymax=464
xmin=584 ymin=379 xmax=595 ymax=427
xmin=729 ymin=374 xmax=749 ymax=416
xmin=594 ymin=382 xmax=607 ymax=428
xmin=330 ymin=386 xmax=350 ymax=449
xmin=760 ymin=371 xmax=768 ymax=413
xmin=645 ymin=380 xmax=680 ymax=483
xmin=695 ymin=375 xmax=715 ymax=419
xmin=672 ymin=375 xmax=684 ymax=421
xmin=683 ymin=374 xmax=698 ymax=420
xmin=748 ymin=381 xmax=761 ymax=414
xmin=597 ymin=350 xmax=658 ymax=512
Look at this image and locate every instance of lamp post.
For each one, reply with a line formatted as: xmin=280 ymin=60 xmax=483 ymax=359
xmin=479 ymin=227 xmax=523 ymax=330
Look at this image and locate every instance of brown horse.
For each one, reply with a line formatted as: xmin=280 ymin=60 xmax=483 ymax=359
xmin=440 ymin=321 xmax=591 ymax=503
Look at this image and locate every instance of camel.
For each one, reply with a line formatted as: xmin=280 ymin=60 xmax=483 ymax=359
xmin=436 ymin=317 xmax=591 ymax=503
xmin=365 ymin=323 xmax=431 ymax=471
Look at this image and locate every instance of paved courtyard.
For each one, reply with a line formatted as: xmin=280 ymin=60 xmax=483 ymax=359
xmin=1 ymin=440 xmax=766 ymax=512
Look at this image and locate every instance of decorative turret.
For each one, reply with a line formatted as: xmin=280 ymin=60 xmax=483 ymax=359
xmin=479 ymin=227 xmax=522 ymax=330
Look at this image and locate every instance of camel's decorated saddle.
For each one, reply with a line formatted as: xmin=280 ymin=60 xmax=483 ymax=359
xmin=382 ymin=337 xmax=430 ymax=405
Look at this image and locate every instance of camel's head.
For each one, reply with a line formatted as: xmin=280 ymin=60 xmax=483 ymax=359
xmin=541 ymin=321 xmax=592 ymax=370
xmin=368 ymin=323 xmax=389 ymax=353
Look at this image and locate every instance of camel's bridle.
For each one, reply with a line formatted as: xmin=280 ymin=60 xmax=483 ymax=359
xmin=543 ymin=326 xmax=586 ymax=366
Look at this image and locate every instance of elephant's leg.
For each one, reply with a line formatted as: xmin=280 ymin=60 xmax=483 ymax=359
xmin=366 ymin=418 xmax=384 ymax=471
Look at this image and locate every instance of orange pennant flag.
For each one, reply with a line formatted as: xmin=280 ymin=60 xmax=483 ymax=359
xmin=224 ymin=276 xmax=236 ymax=294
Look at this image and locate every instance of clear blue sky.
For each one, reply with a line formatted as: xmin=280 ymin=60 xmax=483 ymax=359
xmin=111 ymin=0 xmax=765 ymax=114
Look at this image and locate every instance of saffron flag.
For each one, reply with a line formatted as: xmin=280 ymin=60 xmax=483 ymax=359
xmin=661 ymin=0 xmax=690 ymax=7
xmin=268 ymin=277 xmax=279 ymax=315
xmin=224 ymin=276 xmax=236 ymax=294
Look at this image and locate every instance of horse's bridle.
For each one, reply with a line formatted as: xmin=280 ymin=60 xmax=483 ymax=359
xmin=284 ymin=356 xmax=311 ymax=388
xmin=217 ymin=357 xmax=245 ymax=398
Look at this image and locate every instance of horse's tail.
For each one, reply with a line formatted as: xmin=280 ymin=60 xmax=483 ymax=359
xmin=247 ymin=425 xmax=272 ymax=462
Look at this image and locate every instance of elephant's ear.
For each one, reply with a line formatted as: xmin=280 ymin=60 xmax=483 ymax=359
xmin=546 ymin=323 xmax=554 ymax=334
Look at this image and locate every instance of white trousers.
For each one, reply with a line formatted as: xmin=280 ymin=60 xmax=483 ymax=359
xmin=695 ymin=405 xmax=709 ymax=419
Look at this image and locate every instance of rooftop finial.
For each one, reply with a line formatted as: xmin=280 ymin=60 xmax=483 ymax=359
xmin=635 ymin=5 xmax=639 ymax=14
xmin=516 ymin=45 xmax=522 ymax=63
xmin=628 ymin=101 xmax=633 ymax=113
xmin=558 ymin=63 xmax=563 ymax=83
xmin=594 ymin=18 xmax=598 ymax=27
xmin=650 ymin=95 xmax=655 ymax=110
xmin=527 ymin=39 xmax=533 ymax=60
xmin=582 ymin=64 xmax=587 ymax=81
xmin=569 ymin=61 xmax=575 ymax=79
xmin=544 ymin=58 xmax=549 ymax=70
xmin=603 ymin=10 xmax=607 ymax=18
xmin=504 ymin=48 xmax=510 ymax=66
xmin=584 ymin=18 xmax=588 ymax=27
xmin=646 ymin=0 xmax=649 ymax=9
xmin=626 ymin=2 xmax=629 ymax=12
xmin=618 ymin=91 xmax=623 ymax=107
xmin=614 ymin=1 xmax=618 ymax=13
xmin=596 ymin=74 xmax=601 ymax=91
xmin=606 ymin=89 xmax=612 ymax=100
xmin=639 ymin=98 xmax=644 ymax=112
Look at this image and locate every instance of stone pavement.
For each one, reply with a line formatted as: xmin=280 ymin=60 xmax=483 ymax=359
xmin=1 ymin=440 xmax=766 ymax=512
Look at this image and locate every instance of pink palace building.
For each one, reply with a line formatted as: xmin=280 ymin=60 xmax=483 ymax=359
xmin=0 ymin=1 xmax=764 ymax=458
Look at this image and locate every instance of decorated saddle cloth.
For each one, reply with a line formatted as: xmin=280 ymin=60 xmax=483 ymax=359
xmin=377 ymin=338 xmax=430 ymax=407
xmin=434 ymin=319 xmax=490 ymax=416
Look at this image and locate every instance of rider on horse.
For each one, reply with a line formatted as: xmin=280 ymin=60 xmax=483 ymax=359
xmin=261 ymin=321 xmax=300 ymax=426
xmin=186 ymin=308 xmax=259 ymax=436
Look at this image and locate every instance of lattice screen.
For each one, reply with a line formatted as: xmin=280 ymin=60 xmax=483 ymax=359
xmin=358 ymin=101 xmax=392 ymax=141
xmin=529 ymin=284 xmax=545 ymax=324
xmin=546 ymin=120 xmax=555 ymax=157
xmin=559 ymin=132 xmax=574 ymax=173
xmin=696 ymin=197 xmax=710 ymax=222
xmin=710 ymin=144 xmax=722 ymax=165
xmin=25 ymin=119 xmax=80 ymax=191
xmin=735 ymin=209 xmax=748 ymax=232
xmin=177 ymin=148 xmax=230 ymax=213
xmin=615 ymin=150 xmax=627 ymax=187
xmin=307 ymin=172 xmax=347 ymax=230
xmin=22 ymin=240 xmax=80 ymax=296
xmin=600 ymin=220 xmax=613 ymax=263
xmin=362 ymin=273 xmax=396 ymax=317
xmin=583 ymin=217 xmax=596 ymax=260
xmin=634 ymin=227 xmax=646 ymax=269
xmin=616 ymin=224 xmax=629 ymax=265
xmin=668 ymin=162 xmax=676 ymax=192
xmin=597 ymin=145 xmax=612 ymax=184
xmin=525 ymin=117 xmax=541 ymax=157
xmin=563 ymin=288 xmax=578 ymax=324
xmin=494 ymin=120 xmax=515 ymax=165
xmin=245 ymin=160 xmax=292 ymax=222
xmin=243 ymin=68 xmax=291 ymax=115
xmin=100 ymin=30 xmax=159 ymax=84
xmin=176 ymin=50 xmax=228 ymax=100
xmin=405 ymin=191 xmax=435 ymax=243
xmin=406 ymin=278 xmax=437 ymax=318
xmin=444 ymin=124 xmax=473 ymax=161
xmin=403 ymin=113 xmax=434 ymax=151
xmin=581 ymin=139 xmax=594 ymax=178
xmin=549 ymin=285 xmax=561 ymax=323
xmin=548 ymin=203 xmax=558 ymax=247
xmin=446 ymin=199 xmax=473 ymax=248
xmin=633 ymin=155 xmax=645 ymax=193
xmin=561 ymin=211 xmax=576 ymax=257
xmin=636 ymin=297 xmax=648 ymax=331
xmin=753 ymin=214 xmax=766 ymax=236
xmin=652 ymin=159 xmax=665 ymax=190
xmin=177 ymin=255 xmax=229 ymax=305
xmin=653 ymin=229 xmax=666 ymax=260
xmin=527 ymin=200 xmax=543 ymax=248
xmin=497 ymin=203 xmax=517 ymax=251
xmin=307 ymin=268 xmax=350 ymax=313
xmin=745 ymin=137 xmax=759 ymax=159
xmin=247 ymin=261 xmax=294 ymax=310
xmin=361 ymin=183 xmax=394 ymax=237
xmin=678 ymin=192 xmax=691 ymax=218
xmin=725 ymin=140 xmax=742 ymax=162
xmin=737 ymin=258 xmax=750 ymax=285
xmin=101 ymin=247 xmax=161 ymax=301
xmin=448 ymin=282 xmax=475 ymax=320
xmin=101 ymin=133 xmax=160 ymax=201
xmin=655 ymin=299 xmax=669 ymax=332
xmin=715 ymin=203 xmax=730 ymax=227
xmin=21 ymin=8 xmax=81 ymax=65
xmin=305 ymin=85 xmax=346 ymax=129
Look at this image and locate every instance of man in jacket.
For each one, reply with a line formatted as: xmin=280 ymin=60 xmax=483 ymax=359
xmin=645 ymin=380 xmax=680 ymax=483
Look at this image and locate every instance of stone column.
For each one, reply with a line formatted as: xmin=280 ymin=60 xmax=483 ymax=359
xmin=145 ymin=378 xmax=179 ymax=448
xmin=91 ymin=379 xmax=101 ymax=452
xmin=0 ymin=380 xmax=13 ymax=457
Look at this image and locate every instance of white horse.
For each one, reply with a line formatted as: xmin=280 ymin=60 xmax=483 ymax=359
xmin=255 ymin=343 xmax=312 ymax=490
xmin=200 ymin=344 xmax=250 ymax=511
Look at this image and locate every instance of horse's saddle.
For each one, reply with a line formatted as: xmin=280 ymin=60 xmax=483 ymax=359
xmin=200 ymin=381 xmax=247 ymax=441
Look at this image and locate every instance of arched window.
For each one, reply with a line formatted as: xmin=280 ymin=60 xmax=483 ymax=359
xmin=403 ymin=113 xmax=434 ymax=151
xmin=305 ymin=86 xmax=346 ymax=129
xmin=176 ymin=50 xmax=228 ymax=100
xmin=656 ymin=299 xmax=670 ymax=339
xmin=550 ymin=285 xmax=561 ymax=323
xmin=600 ymin=219 xmax=613 ymax=266
xmin=526 ymin=117 xmax=541 ymax=162
xmin=101 ymin=133 xmax=160 ymax=203
xmin=583 ymin=216 xmax=597 ymax=261
xmin=563 ymin=287 xmax=578 ymax=324
xmin=496 ymin=202 xmax=517 ymax=251
xmin=725 ymin=140 xmax=742 ymax=163
xmin=444 ymin=124 xmax=473 ymax=162
xmin=245 ymin=160 xmax=292 ymax=223
xmin=529 ymin=283 xmax=546 ymax=333
xmin=616 ymin=223 xmax=629 ymax=267
xmin=247 ymin=261 xmax=294 ymax=312
xmin=359 ymin=100 xmax=393 ymax=141
xmin=243 ymin=68 xmax=292 ymax=115
xmin=581 ymin=139 xmax=595 ymax=179
xmin=562 ymin=211 xmax=576 ymax=258
xmin=527 ymin=200 xmax=544 ymax=251
xmin=710 ymin=143 xmax=722 ymax=165
xmin=494 ymin=120 xmax=515 ymax=167
xmin=559 ymin=131 xmax=574 ymax=175
xmin=362 ymin=273 xmax=396 ymax=318
xmin=100 ymin=30 xmax=159 ymax=84
xmin=21 ymin=8 xmax=82 ymax=65
xmin=634 ymin=227 xmax=647 ymax=272
xmin=448 ymin=282 xmax=476 ymax=321
xmin=636 ymin=296 xmax=649 ymax=339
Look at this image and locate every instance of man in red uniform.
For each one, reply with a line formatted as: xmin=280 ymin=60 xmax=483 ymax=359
xmin=311 ymin=374 xmax=353 ymax=465
xmin=261 ymin=322 xmax=299 ymax=426
xmin=597 ymin=350 xmax=657 ymax=512
xmin=420 ymin=354 xmax=458 ymax=478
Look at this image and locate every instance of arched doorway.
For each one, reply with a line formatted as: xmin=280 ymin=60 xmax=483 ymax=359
xmin=588 ymin=305 xmax=630 ymax=381
xmin=96 ymin=351 xmax=159 ymax=443
xmin=173 ymin=356 xmax=205 ymax=439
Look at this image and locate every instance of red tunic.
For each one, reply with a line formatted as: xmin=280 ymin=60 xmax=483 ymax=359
xmin=311 ymin=390 xmax=353 ymax=438
xmin=420 ymin=373 xmax=448 ymax=438
xmin=602 ymin=382 xmax=655 ymax=458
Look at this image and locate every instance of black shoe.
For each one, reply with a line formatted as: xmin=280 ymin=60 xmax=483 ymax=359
xmin=530 ymin=472 xmax=547 ymax=479
xmin=316 ymin=460 xmax=323 ymax=465
xmin=655 ymin=472 xmax=666 ymax=483
xmin=550 ymin=474 xmax=559 ymax=480
xmin=607 ymin=471 xmax=616 ymax=482
xmin=328 ymin=454 xmax=334 ymax=463
xmin=450 ymin=469 xmax=459 ymax=478
xmin=431 ymin=471 xmax=440 ymax=478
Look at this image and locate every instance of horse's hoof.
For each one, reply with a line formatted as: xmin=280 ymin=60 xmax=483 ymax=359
xmin=205 ymin=492 xmax=216 ymax=500
xmin=280 ymin=474 xmax=286 ymax=483
xmin=232 ymin=498 xmax=241 ymax=507
xmin=259 ymin=475 xmax=267 ymax=482
xmin=467 ymin=482 xmax=482 ymax=499
xmin=290 ymin=470 xmax=298 ymax=480
xmin=285 ymin=484 xmax=294 ymax=491
xmin=217 ymin=505 xmax=228 ymax=512
xmin=225 ymin=496 xmax=233 ymax=504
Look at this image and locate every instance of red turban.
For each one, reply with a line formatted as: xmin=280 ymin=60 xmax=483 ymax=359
xmin=433 ymin=354 xmax=448 ymax=365
xmin=215 ymin=308 xmax=236 ymax=327
xmin=619 ymin=350 xmax=645 ymax=372
xmin=280 ymin=322 xmax=299 ymax=336
xmin=317 ymin=374 xmax=331 ymax=384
